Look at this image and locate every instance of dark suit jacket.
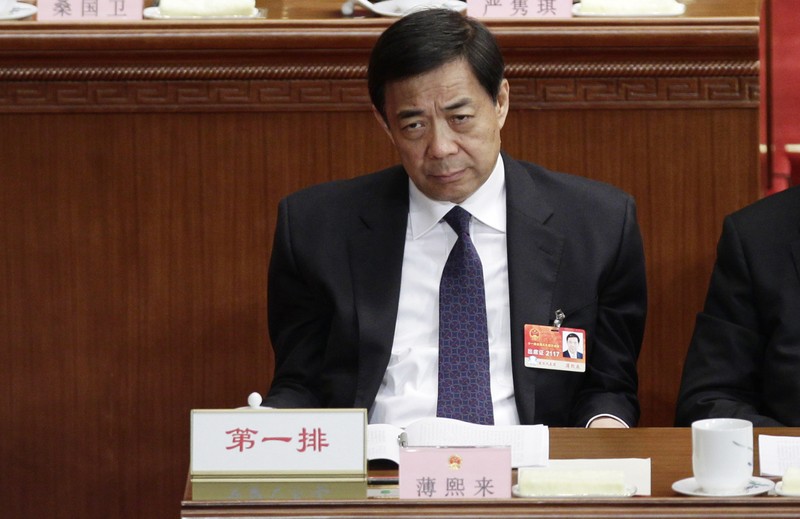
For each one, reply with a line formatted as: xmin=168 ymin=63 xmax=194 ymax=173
xmin=563 ymin=351 xmax=584 ymax=359
xmin=676 ymin=185 xmax=800 ymax=427
xmin=266 ymin=153 xmax=646 ymax=427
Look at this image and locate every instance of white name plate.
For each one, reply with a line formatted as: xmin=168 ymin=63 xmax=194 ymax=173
xmin=191 ymin=408 xmax=367 ymax=476
xmin=399 ymin=446 xmax=511 ymax=499
xmin=37 ymin=0 xmax=144 ymax=21
xmin=467 ymin=0 xmax=572 ymax=19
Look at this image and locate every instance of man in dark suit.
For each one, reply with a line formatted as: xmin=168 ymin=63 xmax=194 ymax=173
xmin=265 ymin=9 xmax=646 ymax=428
xmin=676 ymin=185 xmax=800 ymax=427
xmin=563 ymin=333 xmax=584 ymax=359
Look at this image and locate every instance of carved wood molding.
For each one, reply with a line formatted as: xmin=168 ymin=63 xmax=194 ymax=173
xmin=0 ymin=64 xmax=369 ymax=82
xmin=511 ymin=76 xmax=760 ymax=108
xmin=506 ymin=60 xmax=759 ymax=78
xmin=0 ymin=59 xmax=757 ymax=82
xmin=0 ymin=60 xmax=759 ymax=112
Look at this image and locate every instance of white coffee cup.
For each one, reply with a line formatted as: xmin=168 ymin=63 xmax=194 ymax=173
xmin=692 ymin=418 xmax=753 ymax=494
xmin=0 ymin=0 xmax=16 ymax=16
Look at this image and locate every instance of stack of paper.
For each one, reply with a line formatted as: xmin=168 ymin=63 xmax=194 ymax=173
xmin=368 ymin=417 xmax=548 ymax=468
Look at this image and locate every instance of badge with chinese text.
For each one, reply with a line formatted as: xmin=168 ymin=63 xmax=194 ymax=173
xmin=524 ymin=324 xmax=586 ymax=372
xmin=190 ymin=408 xmax=366 ymax=476
xmin=399 ymin=446 xmax=511 ymax=499
xmin=37 ymin=0 xmax=144 ymax=21
xmin=467 ymin=0 xmax=572 ymax=19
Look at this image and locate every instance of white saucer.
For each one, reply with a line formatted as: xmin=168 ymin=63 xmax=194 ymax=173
xmin=512 ymin=484 xmax=636 ymax=498
xmin=142 ymin=6 xmax=265 ymax=19
xmin=775 ymin=481 xmax=800 ymax=497
xmin=572 ymin=1 xmax=685 ymax=17
xmin=0 ymin=2 xmax=37 ymax=20
xmin=356 ymin=0 xmax=466 ymax=18
xmin=672 ymin=477 xmax=774 ymax=497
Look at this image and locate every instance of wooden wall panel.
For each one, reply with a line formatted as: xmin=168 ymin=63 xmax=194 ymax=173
xmin=0 ymin=110 xmax=400 ymax=518
xmin=0 ymin=4 xmax=760 ymax=517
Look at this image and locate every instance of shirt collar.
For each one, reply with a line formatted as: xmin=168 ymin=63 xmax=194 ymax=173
xmin=408 ymin=154 xmax=507 ymax=239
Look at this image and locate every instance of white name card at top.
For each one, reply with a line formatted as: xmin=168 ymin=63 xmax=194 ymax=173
xmin=467 ymin=0 xmax=572 ymax=19
xmin=399 ymin=446 xmax=512 ymax=499
xmin=37 ymin=0 xmax=143 ymax=21
xmin=190 ymin=409 xmax=367 ymax=476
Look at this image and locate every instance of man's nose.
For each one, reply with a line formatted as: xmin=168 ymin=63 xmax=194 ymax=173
xmin=427 ymin=123 xmax=458 ymax=158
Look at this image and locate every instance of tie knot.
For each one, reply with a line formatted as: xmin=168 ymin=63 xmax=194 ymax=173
xmin=443 ymin=206 xmax=472 ymax=237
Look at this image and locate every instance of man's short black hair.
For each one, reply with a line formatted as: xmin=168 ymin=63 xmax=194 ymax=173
xmin=368 ymin=8 xmax=505 ymax=121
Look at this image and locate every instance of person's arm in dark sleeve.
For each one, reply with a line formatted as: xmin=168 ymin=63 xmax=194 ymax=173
xmin=264 ymin=196 xmax=330 ymax=408
xmin=572 ymin=195 xmax=647 ymax=427
xmin=675 ymin=216 xmax=784 ymax=427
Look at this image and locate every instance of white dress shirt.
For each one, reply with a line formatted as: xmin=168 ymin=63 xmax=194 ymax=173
xmin=370 ymin=155 xmax=521 ymax=427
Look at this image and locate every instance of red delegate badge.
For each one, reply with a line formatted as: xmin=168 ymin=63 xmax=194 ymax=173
xmin=524 ymin=324 xmax=586 ymax=372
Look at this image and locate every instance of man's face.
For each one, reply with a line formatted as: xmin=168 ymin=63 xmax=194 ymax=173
xmin=567 ymin=337 xmax=579 ymax=353
xmin=376 ymin=59 xmax=509 ymax=204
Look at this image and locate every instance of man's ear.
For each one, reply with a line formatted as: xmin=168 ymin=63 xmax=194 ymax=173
xmin=496 ymin=79 xmax=510 ymax=130
xmin=372 ymin=106 xmax=394 ymax=144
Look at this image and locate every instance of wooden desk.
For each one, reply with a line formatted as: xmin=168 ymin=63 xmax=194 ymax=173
xmin=0 ymin=2 xmax=762 ymax=519
xmin=181 ymin=427 xmax=800 ymax=518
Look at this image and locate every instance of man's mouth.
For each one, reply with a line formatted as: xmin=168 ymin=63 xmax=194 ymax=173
xmin=428 ymin=168 xmax=466 ymax=183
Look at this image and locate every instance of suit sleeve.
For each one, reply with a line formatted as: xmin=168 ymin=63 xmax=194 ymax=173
xmin=263 ymin=196 xmax=330 ymax=408
xmin=572 ymin=196 xmax=646 ymax=427
xmin=675 ymin=216 xmax=784 ymax=426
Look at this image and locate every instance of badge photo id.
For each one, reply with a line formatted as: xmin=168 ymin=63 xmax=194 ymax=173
xmin=524 ymin=324 xmax=586 ymax=373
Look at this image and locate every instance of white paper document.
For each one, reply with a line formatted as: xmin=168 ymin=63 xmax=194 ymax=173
xmin=367 ymin=417 xmax=549 ymax=468
xmin=547 ymin=458 xmax=652 ymax=495
xmin=759 ymin=434 xmax=800 ymax=476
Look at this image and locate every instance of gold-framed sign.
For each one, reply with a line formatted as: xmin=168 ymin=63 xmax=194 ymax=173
xmin=190 ymin=408 xmax=367 ymax=500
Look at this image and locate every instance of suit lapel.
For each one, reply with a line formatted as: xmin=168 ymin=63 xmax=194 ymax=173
xmin=504 ymin=155 xmax=565 ymax=422
xmin=349 ymin=169 xmax=409 ymax=408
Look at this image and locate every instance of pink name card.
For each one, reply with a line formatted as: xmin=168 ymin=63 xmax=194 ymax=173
xmin=399 ymin=446 xmax=511 ymax=499
xmin=37 ymin=0 xmax=144 ymax=21
xmin=467 ymin=0 xmax=573 ymax=19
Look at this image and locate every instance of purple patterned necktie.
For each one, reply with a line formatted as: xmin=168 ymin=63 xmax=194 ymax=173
xmin=436 ymin=206 xmax=494 ymax=425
